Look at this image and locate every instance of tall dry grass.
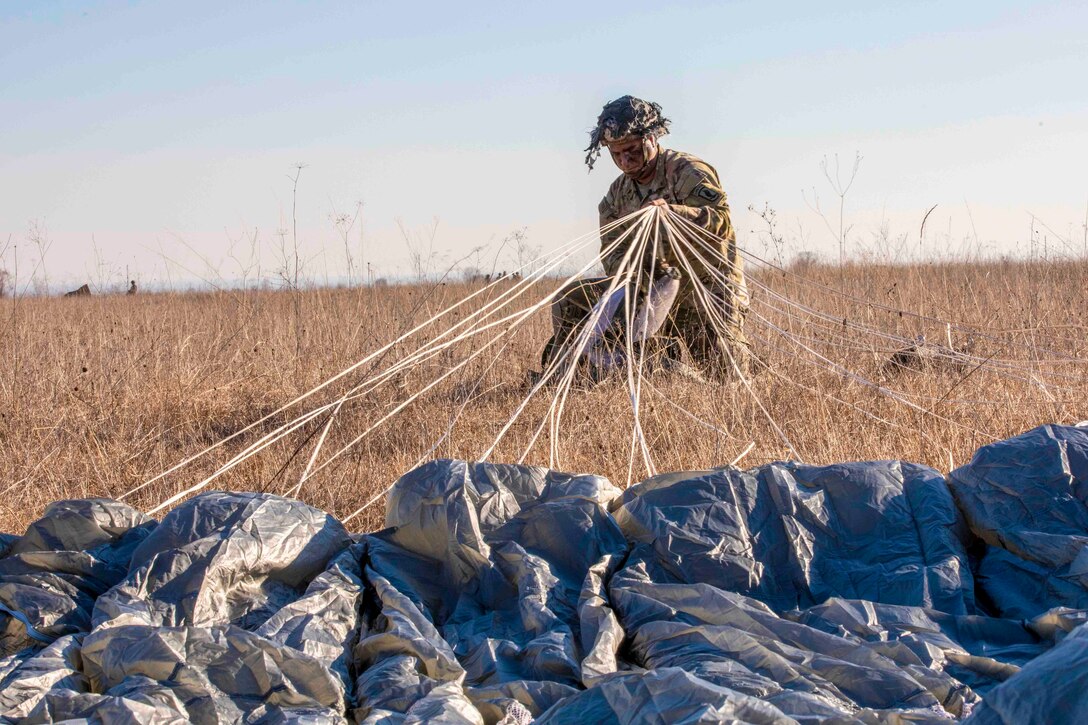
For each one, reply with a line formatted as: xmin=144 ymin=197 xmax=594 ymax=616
xmin=0 ymin=257 xmax=1084 ymax=534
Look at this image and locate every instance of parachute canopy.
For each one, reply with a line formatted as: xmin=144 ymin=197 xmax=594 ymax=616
xmin=1 ymin=424 xmax=1087 ymax=722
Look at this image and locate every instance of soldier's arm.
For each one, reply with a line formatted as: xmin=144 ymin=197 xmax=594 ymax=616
xmin=598 ymin=194 xmax=626 ymax=277
xmin=667 ymin=160 xmax=734 ymax=246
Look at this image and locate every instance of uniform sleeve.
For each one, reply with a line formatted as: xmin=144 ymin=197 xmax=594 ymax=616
xmin=661 ymin=157 xmax=739 ymax=276
xmin=667 ymin=159 xmax=735 ymax=250
xmin=598 ymin=191 xmax=626 ymax=277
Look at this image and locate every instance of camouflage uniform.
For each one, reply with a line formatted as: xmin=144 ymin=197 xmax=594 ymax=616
xmin=546 ymin=148 xmax=750 ymax=376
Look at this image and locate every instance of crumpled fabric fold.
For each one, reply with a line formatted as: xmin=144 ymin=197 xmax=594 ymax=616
xmin=0 ymin=425 xmax=1086 ymax=722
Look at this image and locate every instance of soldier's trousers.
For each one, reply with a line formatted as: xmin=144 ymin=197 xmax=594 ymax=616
xmin=541 ymin=275 xmax=751 ymax=377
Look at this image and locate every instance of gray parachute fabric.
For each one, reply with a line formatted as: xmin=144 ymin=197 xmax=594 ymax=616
xmin=81 ymin=491 xmax=356 ymax=722
xmin=535 ymin=667 xmax=794 ymax=724
xmin=355 ymin=460 xmax=626 ymax=723
xmin=601 ymin=462 xmax=998 ymax=722
xmin=948 ymin=423 xmax=1088 ymax=619
xmin=92 ymin=491 xmax=351 ymax=630
xmin=0 ymin=425 xmax=1086 ymax=722
xmin=611 ymin=461 xmax=975 ymax=613
xmin=1 ymin=492 xmax=360 ymax=722
xmin=0 ymin=499 xmax=155 ymax=655
xmin=0 ymin=635 xmax=85 ymax=721
xmin=965 ymin=621 xmax=1088 ymax=725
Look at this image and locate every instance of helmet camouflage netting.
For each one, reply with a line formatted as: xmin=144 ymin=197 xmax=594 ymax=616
xmin=584 ymin=95 xmax=671 ymax=171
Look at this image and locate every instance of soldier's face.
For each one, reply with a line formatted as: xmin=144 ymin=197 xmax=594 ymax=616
xmin=606 ymin=136 xmax=657 ymax=177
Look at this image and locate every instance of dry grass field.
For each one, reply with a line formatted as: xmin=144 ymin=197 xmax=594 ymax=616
xmin=1 ymin=256 xmax=1085 ymax=534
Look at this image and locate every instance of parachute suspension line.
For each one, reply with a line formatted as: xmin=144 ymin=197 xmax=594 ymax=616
xmin=152 ymin=273 xmax=567 ymax=513
xmin=736 ymin=324 xmax=933 ymax=432
xmin=341 ymin=212 xmax=661 ymax=523
xmin=340 ymin=333 xmax=523 ymax=525
xmin=623 ymin=216 xmax=658 ymax=485
xmin=278 ymin=236 xmax=632 ymax=494
xmin=744 ymin=296 xmax=1008 ymax=408
xmin=731 ymin=441 xmax=757 ymax=466
xmin=285 ymin=397 xmax=346 ymax=500
xmin=427 ymin=333 xmax=523 ymax=460
xmin=123 ymin=220 xmax=617 ymax=503
xmin=658 ymin=210 xmax=803 ymax=462
xmin=751 ymin=303 xmax=1000 ymax=441
xmin=720 ymin=214 xmax=1082 ymax=360
xmin=546 ymin=212 xmax=653 ymax=468
xmin=137 ymin=213 xmax=644 ymax=511
xmin=654 ymin=253 xmax=913 ymax=428
xmin=528 ymin=215 xmax=652 ymax=466
xmin=745 ymin=293 xmax=1084 ymax=399
xmin=487 ymin=205 xmax=790 ymax=475
xmin=307 ymin=309 xmax=525 ymax=508
xmin=300 ymin=213 xmax=656 ymax=493
xmin=746 ymin=248 xmax=1082 ymax=364
xmin=140 ymin=240 xmax=591 ymax=508
xmin=478 ymin=210 xmax=660 ymax=465
xmin=668 ymin=210 xmax=1083 ymax=387
xmin=744 ymin=275 xmax=1084 ymax=389
xmin=146 ymin=403 xmax=337 ymax=515
xmin=663 ymin=212 xmax=948 ymax=424
xmin=303 ymin=333 xmax=519 ymax=486
xmin=462 ymin=211 xmax=650 ymax=463
xmin=660 ymin=210 xmax=1001 ymax=443
xmin=664 ymin=212 xmax=1049 ymax=418
xmin=664 ymin=212 xmax=991 ymax=396
xmin=288 ymin=228 xmax=606 ymax=433
xmin=551 ymin=215 xmax=650 ymax=468
xmin=547 ymin=214 xmax=655 ymax=469
xmin=641 ymin=376 xmax=733 ymax=439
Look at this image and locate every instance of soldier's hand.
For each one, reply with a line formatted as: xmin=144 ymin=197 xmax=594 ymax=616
xmin=657 ymin=260 xmax=682 ymax=280
xmin=643 ymin=198 xmax=668 ymax=208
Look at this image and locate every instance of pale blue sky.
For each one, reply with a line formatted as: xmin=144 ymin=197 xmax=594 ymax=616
xmin=2 ymin=1 xmax=1086 ymax=287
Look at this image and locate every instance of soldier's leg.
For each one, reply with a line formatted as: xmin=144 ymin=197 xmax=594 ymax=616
xmin=541 ymin=277 xmax=613 ymax=369
xmin=677 ymin=280 xmax=752 ymax=379
xmin=721 ymin=275 xmax=753 ymax=374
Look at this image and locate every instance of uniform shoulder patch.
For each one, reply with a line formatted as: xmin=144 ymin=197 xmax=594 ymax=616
xmin=694 ymin=183 xmax=723 ymax=203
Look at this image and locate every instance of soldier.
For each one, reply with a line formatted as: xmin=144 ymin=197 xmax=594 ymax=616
xmin=542 ymin=95 xmax=750 ymax=378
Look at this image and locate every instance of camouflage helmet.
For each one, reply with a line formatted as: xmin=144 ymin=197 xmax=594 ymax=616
xmin=584 ymin=95 xmax=671 ymax=171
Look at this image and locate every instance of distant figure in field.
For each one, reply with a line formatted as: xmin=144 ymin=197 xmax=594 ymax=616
xmin=127 ymin=280 xmax=138 ymax=295
xmin=64 ymin=284 xmax=91 ymax=297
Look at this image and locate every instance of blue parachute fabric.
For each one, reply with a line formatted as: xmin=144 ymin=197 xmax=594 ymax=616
xmin=948 ymin=423 xmax=1088 ymax=619
xmin=0 ymin=425 xmax=1085 ymax=722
